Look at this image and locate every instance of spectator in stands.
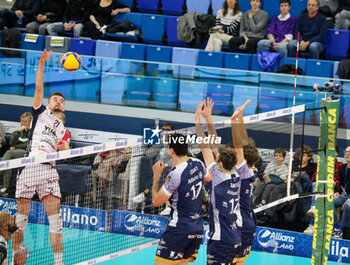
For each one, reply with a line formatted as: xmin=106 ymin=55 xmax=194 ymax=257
xmin=253 ymin=148 xmax=289 ymax=209
xmin=0 ymin=123 xmax=5 ymax=152
xmin=0 ymin=0 xmax=41 ymax=30
xmin=47 ymin=0 xmax=92 ymax=38
xmin=334 ymin=0 xmax=350 ymax=29
xmin=287 ymin=0 xmax=327 ymax=59
xmin=26 ymin=0 xmax=66 ymax=35
xmin=205 ymin=0 xmax=242 ymax=51
xmin=336 ymin=47 xmax=350 ymax=79
xmin=332 ymin=145 xmax=350 ymax=239
xmin=228 ymin=0 xmax=268 ymax=54
xmin=257 ymin=0 xmax=297 ymax=57
xmin=0 ymin=112 xmax=31 ymax=197
xmin=85 ymin=0 xmax=130 ymax=40
xmin=318 ymin=0 xmax=339 ymax=27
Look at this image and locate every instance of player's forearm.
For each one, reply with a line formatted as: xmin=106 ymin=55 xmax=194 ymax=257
xmin=33 ymin=62 xmax=45 ymax=108
xmin=238 ymin=114 xmax=249 ymax=146
xmin=152 ymin=177 xmax=161 ymax=204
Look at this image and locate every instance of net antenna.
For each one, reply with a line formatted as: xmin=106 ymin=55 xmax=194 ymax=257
xmin=286 ymin=32 xmax=300 ymax=198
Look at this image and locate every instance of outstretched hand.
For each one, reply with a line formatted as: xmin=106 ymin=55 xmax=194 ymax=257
xmin=39 ymin=49 xmax=52 ymax=64
xmin=231 ymin=99 xmax=251 ymax=121
xmin=195 ymin=101 xmax=204 ymax=123
xmin=14 ymin=244 xmax=31 ymax=265
xmin=201 ymin=98 xmax=214 ymax=121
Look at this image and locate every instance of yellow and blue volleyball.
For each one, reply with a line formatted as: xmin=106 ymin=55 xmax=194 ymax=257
xmin=61 ymin=52 xmax=82 ymax=72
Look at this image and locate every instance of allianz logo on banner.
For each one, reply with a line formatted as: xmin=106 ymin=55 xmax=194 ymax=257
xmin=257 ymin=229 xmax=295 ymax=251
xmin=124 ymin=213 xmax=162 ymax=235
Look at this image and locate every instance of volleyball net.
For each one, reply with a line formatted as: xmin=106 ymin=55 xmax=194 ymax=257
xmin=0 ymin=101 xmax=338 ymax=265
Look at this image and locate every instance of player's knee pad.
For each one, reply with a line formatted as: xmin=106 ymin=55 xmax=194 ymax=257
xmin=15 ymin=214 xmax=28 ymax=233
xmin=48 ymin=214 xmax=63 ymax=234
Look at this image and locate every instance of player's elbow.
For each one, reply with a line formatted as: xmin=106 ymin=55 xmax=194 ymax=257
xmin=152 ymin=197 xmax=164 ymax=207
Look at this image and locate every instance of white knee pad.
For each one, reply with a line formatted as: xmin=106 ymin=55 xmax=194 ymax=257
xmin=16 ymin=214 xmax=28 ymax=233
xmin=48 ymin=214 xmax=63 ymax=234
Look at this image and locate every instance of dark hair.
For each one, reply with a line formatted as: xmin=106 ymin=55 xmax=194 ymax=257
xmin=336 ymin=144 xmax=340 ymax=154
xmin=280 ymin=0 xmax=290 ymax=5
xmin=161 ymin=122 xmax=174 ymax=130
xmin=244 ymin=144 xmax=260 ymax=167
xmin=168 ymin=133 xmax=188 ymax=157
xmin=295 ymin=145 xmax=313 ymax=163
xmin=49 ymin=92 xmax=65 ymax=100
xmin=222 ymin=0 xmax=241 ymax=17
xmin=274 ymin=147 xmax=286 ymax=158
xmin=225 ymin=141 xmax=234 ymax=149
xmin=218 ymin=147 xmax=237 ymax=171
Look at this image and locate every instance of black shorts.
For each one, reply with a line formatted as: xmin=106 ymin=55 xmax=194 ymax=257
xmin=207 ymin=239 xmax=240 ymax=265
xmin=155 ymin=227 xmax=203 ymax=263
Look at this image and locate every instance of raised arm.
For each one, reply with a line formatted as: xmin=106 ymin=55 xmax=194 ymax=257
xmin=195 ymin=101 xmax=213 ymax=181
xmin=33 ymin=49 xmax=52 ymax=109
xmin=231 ymin=100 xmax=251 ymax=165
xmin=201 ymin=98 xmax=221 ymax=153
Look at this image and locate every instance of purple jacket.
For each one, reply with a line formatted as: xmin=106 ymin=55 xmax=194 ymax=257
xmin=266 ymin=14 xmax=297 ymax=42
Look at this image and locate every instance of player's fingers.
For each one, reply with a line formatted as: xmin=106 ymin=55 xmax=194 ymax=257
xmin=241 ymin=99 xmax=251 ymax=109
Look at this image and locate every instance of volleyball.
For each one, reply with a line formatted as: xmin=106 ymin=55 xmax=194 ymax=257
xmin=61 ymin=52 xmax=82 ymax=72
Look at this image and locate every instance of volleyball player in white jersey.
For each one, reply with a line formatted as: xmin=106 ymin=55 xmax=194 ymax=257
xmin=12 ymin=50 xmax=69 ymax=265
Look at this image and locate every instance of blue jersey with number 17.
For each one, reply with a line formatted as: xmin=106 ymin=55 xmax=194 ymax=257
xmin=162 ymin=157 xmax=208 ymax=232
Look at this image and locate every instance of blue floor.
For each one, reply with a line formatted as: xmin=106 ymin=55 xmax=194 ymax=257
xmin=100 ymin=245 xmax=347 ymax=265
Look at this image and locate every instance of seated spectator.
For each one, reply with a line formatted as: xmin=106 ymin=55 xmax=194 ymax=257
xmin=332 ymin=145 xmax=350 ymax=239
xmin=228 ymin=0 xmax=268 ymax=54
xmin=257 ymin=0 xmax=297 ymax=57
xmin=85 ymin=0 xmax=130 ymax=40
xmin=334 ymin=0 xmax=350 ymax=29
xmin=0 ymin=0 xmax=41 ymax=30
xmin=336 ymin=47 xmax=350 ymax=80
xmin=253 ymin=148 xmax=289 ymax=208
xmin=0 ymin=122 xmax=5 ymax=152
xmin=287 ymin=0 xmax=327 ymax=59
xmin=205 ymin=0 xmax=242 ymax=51
xmin=47 ymin=0 xmax=92 ymax=38
xmin=318 ymin=0 xmax=339 ymax=27
xmin=26 ymin=0 xmax=66 ymax=35
xmin=0 ymin=112 xmax=32 ymax=196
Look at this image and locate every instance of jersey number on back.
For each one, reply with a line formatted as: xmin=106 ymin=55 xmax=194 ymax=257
xmin=190 ymin=182 xmax=202 ymax=200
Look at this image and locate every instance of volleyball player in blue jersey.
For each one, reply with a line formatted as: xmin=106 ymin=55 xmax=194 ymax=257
xmin=196 ymin=99 xmax=253 ymax=265
xmin=152 ymin=133 xmax=208 ymax=265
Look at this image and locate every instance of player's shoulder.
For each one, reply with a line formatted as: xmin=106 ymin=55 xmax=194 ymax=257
xmin=189 ymin=157 xmax=206 ymax=168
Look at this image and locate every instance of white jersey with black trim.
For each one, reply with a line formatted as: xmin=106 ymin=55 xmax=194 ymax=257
xmin=27 ymin=105 xmax=66 ymax=155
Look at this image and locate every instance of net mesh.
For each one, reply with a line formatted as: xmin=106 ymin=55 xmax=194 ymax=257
xmin=0 ymin=104 xmax=314 ymax=264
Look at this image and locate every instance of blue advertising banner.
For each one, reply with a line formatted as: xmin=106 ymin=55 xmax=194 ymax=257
xmin=110 ymin=210 xmax=168 ymax=238
xmin=0 ymin=198 xmax=106 ymax=232
xmin=252 ymin=226 xmax=350 ymax=263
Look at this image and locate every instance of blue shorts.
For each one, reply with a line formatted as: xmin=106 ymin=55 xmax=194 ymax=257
xmin=234 ymin=230 xmax=255 ymax=261
xmin=207 ymin=239 xmax=240 ymax=265
xmin=155 ymin=227 xmax=203 ymax=263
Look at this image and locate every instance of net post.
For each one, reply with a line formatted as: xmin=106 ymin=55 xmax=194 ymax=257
xmin=311 ymin=98 xmax=340 ymax=265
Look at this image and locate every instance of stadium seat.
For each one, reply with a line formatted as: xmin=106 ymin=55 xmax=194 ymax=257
xmin=95 ymin=40 xmax=122 ymax=58
xmin=162 ymin=0 xmax=185 ymax=15
xmin=45 ymin=36 xmax=70 ymax=54
xmin=118 ymin=43 xmax=147 ymax=74
xmin=259 ymin=86 xmax=289 ymax=112
xmin=197 ymin=50 xmax=224 ymax=79
xmin=178 ymin=80 xmax=207 ymax=112
xmin=126 ymin=75 xmax=152 ymax=107
xmin=141 ymin=14 xmax=167 ymax=44
xmin=232 ymin=85 xmax=259 ymax=115
xmin=223 ymin=52 xmax=258 ymax=83
xmin=146 ymin=45 xmax=172 ymax=75
xmin=207 ymin=82 xmax=234 ymax=115
xmin=334 ymin=61 xmax=350 ymax=94
xmin=137 ymin=0 xmax=159 ymax=13
xmin=107 ymin=13 xmax=143 ymax=42
xmin=301 ymin=59 xmax=334 ymax=87
xmin=260 ymin=57 xmax=306 ymax=85
xmin=0 ymin=57 xmax=25 ymax=95
xmin=172 ymin=47 xmax=199 ymax=79
xmin=70 ymin=38 xmax=96 ymax=56
xmin=290 ymin=0 xmax=307 ymax=17
xmin=20 ymin=34 xmax=45 ymax=51
xmin=166 ymin=16 xmax=188 ymax=47
xmin=101 ymin=73 xmax=127 ymax=105
xmin=211 ymin=0 xmax=222 ymax=15
xmin=152 ymin=77 xmax=179 ymax=110
xmin=325 ymin=29 xmax=350 ymax=60
xmin=118 ymin=0 xmax=134 ymax=8
xmin=186 ymin=0 xmax=211 ymax=14
xmin=263 ymin=0 xmax=281 ymax=20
